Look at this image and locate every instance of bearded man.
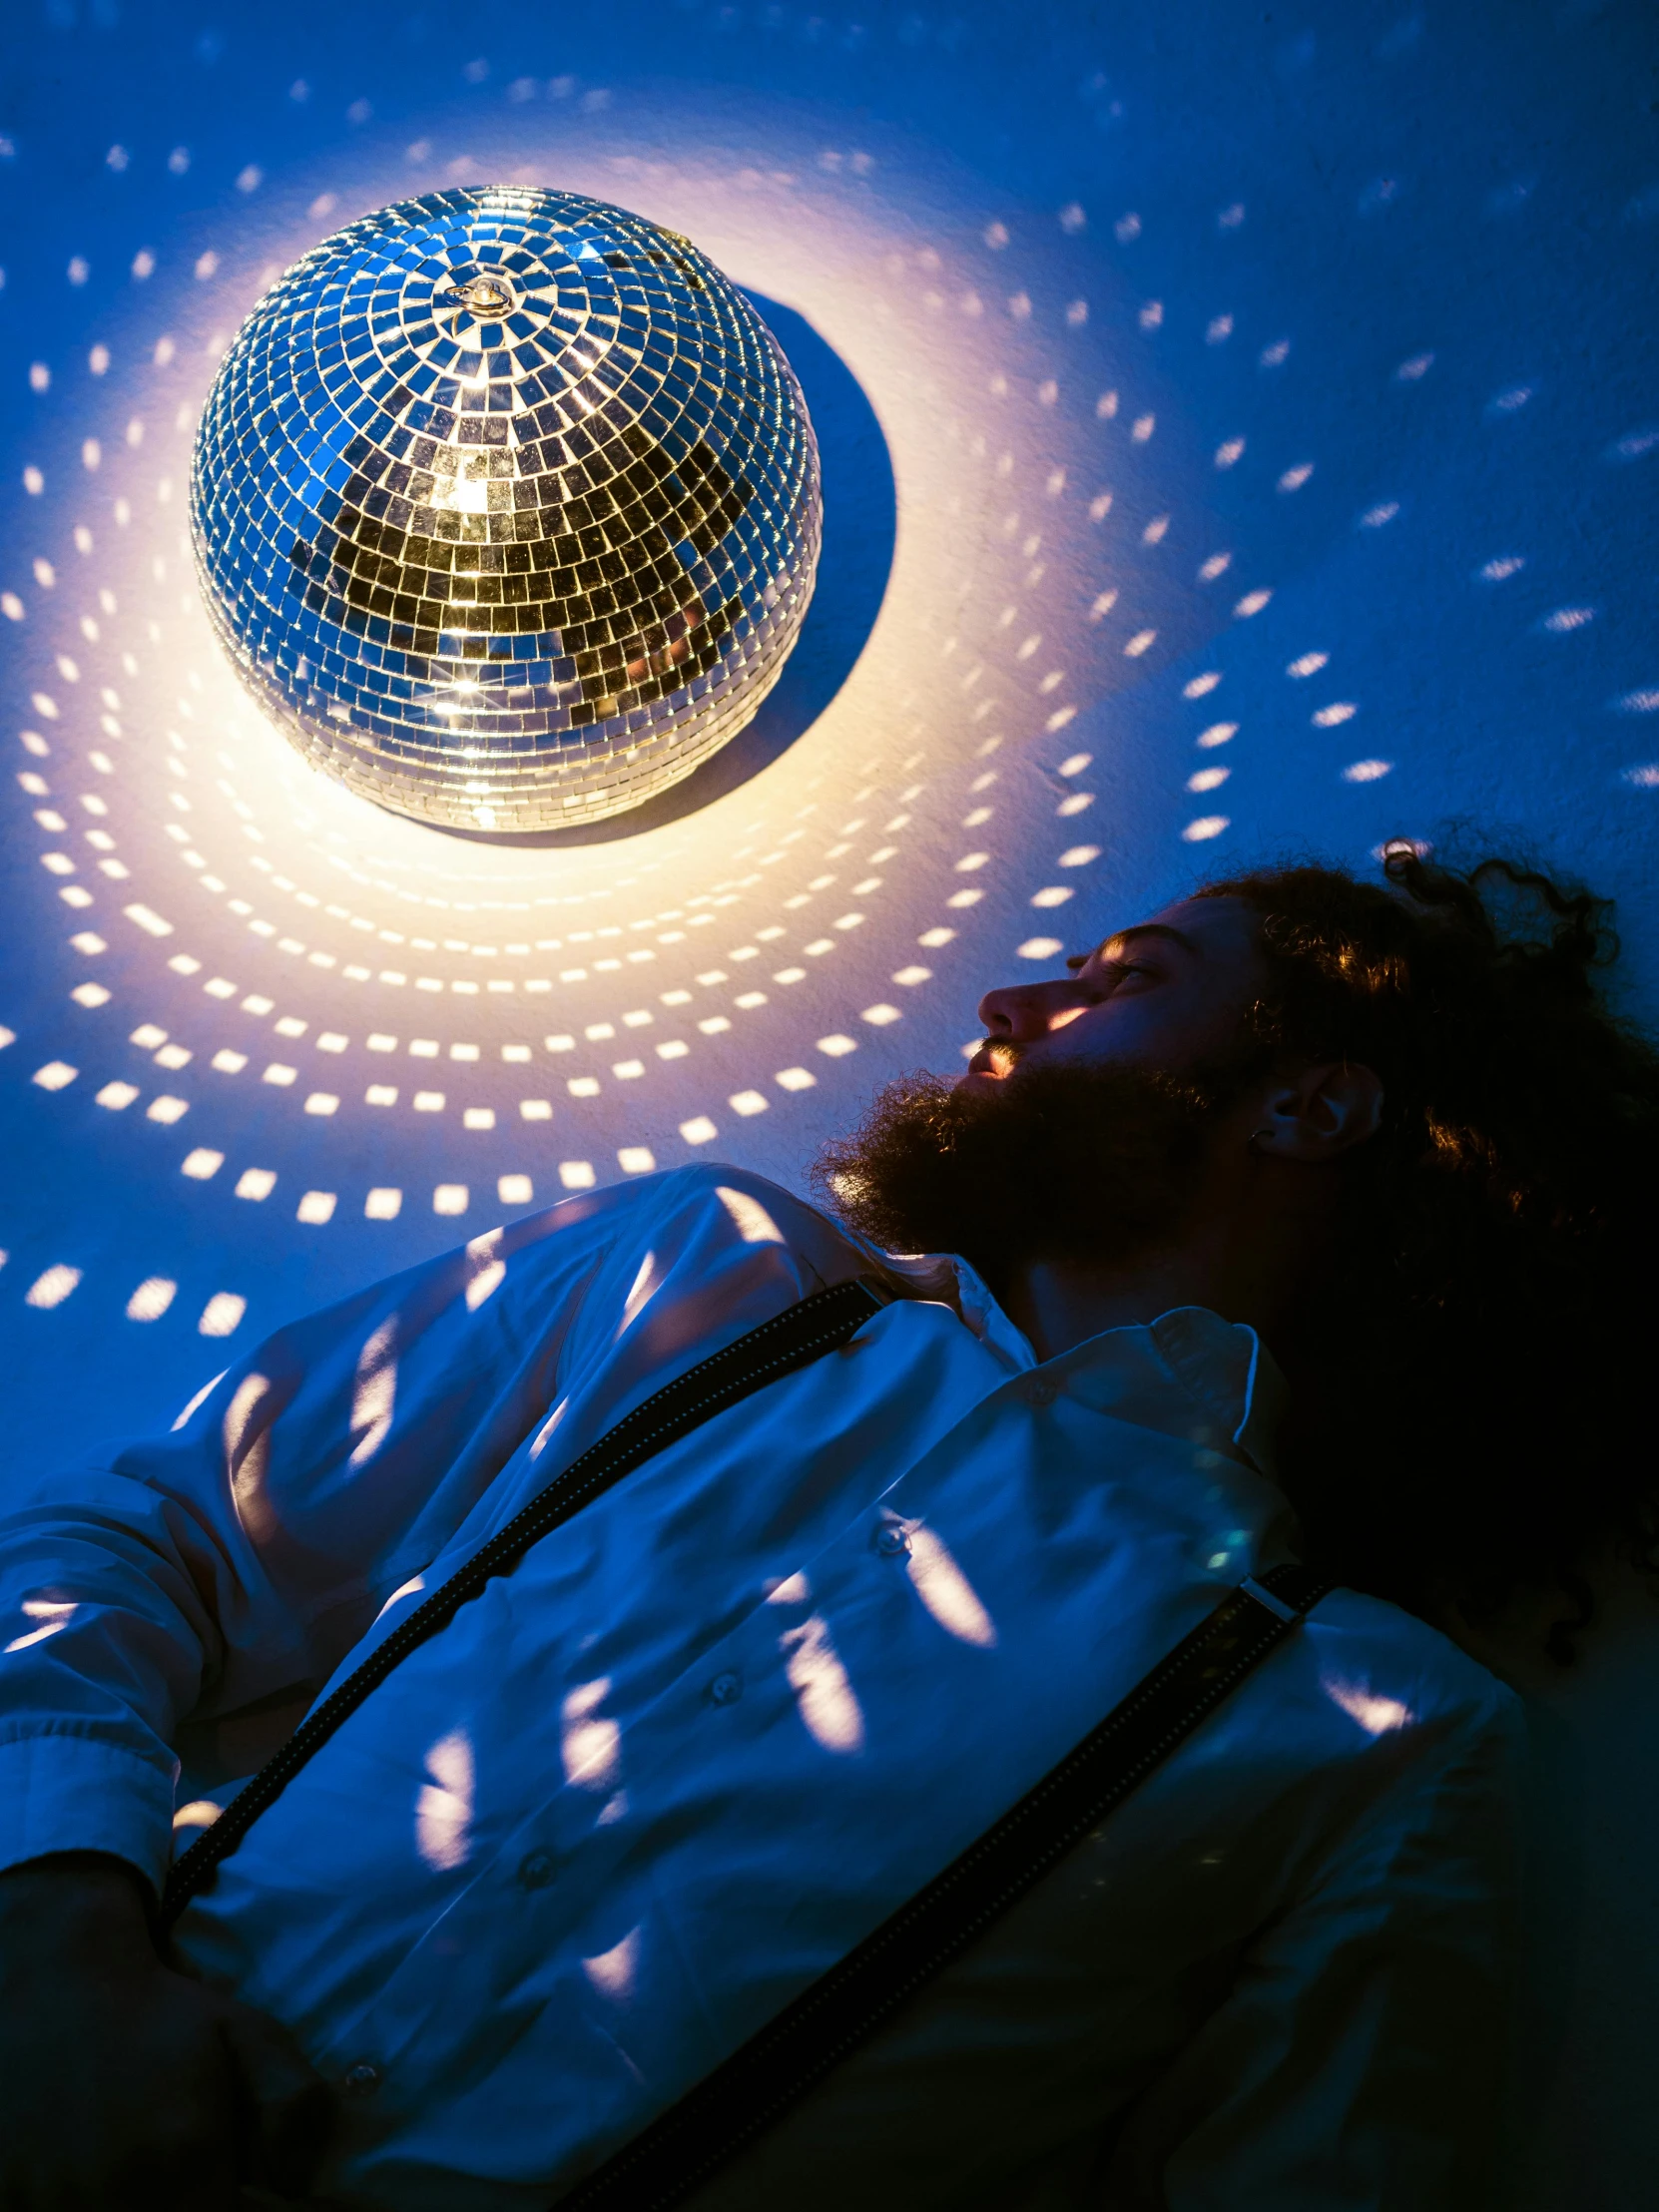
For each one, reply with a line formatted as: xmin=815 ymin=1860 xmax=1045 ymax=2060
xmin=2 ymin=846 xmax=1653 ymax=2212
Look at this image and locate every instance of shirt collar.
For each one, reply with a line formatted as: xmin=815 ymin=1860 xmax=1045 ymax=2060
xmin=899 ymin=1252 xmax=1287 ymax=1479
xmin=847 ymin=1244 xmax=1037 ymax=1371
xmin=1141 ymin=1305 xmax=1289 ymax=1478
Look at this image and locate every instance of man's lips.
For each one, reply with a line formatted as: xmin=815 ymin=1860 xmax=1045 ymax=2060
xmin=961 ymin=1040 xmax=1022 ymax=1081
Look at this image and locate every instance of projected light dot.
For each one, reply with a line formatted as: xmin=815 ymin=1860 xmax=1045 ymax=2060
xmin=192 ymin=187 xmax=821 ymax=833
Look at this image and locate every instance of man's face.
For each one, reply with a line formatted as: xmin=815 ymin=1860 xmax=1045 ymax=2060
xmin=814 ymin=895 xmax=1277 ymax=1277
xmin=962 ymin=895 xmax=1271 ymax=1093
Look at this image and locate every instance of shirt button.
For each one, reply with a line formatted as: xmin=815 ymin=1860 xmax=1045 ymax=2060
xmin=875 ymin=1523 xmax=910 ymax=1557
xmin=708 ymin=1670 xmax=744 ymax=1705
xmin=340 ymin=2060 xmax=381 ymax=2097
xmin=1026 ymin=1380 xmax=1057 ymax=1407
xmin=516 ymin=1849 xmax=557 ymax=1891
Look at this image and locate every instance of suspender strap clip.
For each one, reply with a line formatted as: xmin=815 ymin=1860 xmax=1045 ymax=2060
xmin=1238 ymin=1573 xmax=1300 ymax=1623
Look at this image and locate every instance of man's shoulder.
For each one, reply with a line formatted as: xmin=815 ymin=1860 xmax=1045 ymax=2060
xmin=506 ymin=1161 xmax=846 ymax=1252
xmin=491 ymin=1161 xmax=888 ymax=1309
xmin=1303 ymin=1581 xmax=1522 ymax=1752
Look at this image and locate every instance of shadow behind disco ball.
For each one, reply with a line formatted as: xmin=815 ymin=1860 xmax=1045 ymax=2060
xmin=190 ymin=186 xmax=822 ymax=833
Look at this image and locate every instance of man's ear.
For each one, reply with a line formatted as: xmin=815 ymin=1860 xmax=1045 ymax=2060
xmin=1251 ymin=1062 xmax=1383 ymax=1164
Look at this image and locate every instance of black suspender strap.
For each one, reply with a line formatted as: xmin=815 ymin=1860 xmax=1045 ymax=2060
xmin=159 ymin=1274 xmax=890 ymax=1933
xmin=553 ymin=1560 xmax=1334 ymax=2212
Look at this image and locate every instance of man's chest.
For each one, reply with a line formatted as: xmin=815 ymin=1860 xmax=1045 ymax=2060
xmin=172 ymin=1298 xmax=1299 ymax=2193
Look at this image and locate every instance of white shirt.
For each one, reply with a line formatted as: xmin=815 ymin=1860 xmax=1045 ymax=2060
xmin=0 ymin=1165 xmax=1520 ymax=2211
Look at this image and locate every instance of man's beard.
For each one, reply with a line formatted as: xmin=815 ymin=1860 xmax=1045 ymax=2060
xmin=812 ymin=1054 xmax=1255 ymax=1291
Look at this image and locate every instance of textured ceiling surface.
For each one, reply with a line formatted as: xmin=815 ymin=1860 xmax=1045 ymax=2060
xmin=1 ymin=0 xmax=1655 ymax=1484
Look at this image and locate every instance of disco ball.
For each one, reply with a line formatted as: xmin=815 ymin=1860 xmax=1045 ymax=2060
xmin=191 ymin=186 xmax=822 ymax=833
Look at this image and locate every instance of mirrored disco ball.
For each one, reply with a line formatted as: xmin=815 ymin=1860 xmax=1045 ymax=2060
xmin=191 ymin=186 xmax=822 ymax=833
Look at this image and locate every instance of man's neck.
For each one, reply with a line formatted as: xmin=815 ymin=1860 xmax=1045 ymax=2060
xmin=999 ymin=1216 xmax=1306 ymax=1365
xmin=997 ymin=1255 xmax=1218 ymax=1364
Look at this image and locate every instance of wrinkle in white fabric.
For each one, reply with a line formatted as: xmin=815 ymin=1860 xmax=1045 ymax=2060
xmin=222 ymin=1373 xmax=277 ymax=1541
xmin=349 ymin=1319 xmax=398 ymax=1468
xmin=463 ymin=1228 xmax=506 ymax=1313
xmin=583 ymin=1926 xmax=641 ymax=2002
xmin=717 ymin=1186 xmax=788 ymax=1246
xmin=618 ymin=1251 xmax=663 ymax=1335
xmin=1324 ymin=1676 xmax=1413 ymax=1737
xmin=4 ymin=1597 xmax=78 ymax=1654
xmin=905 ymin=1523 xmax=997 ymax=1649
xmin=781 ymin=1613 xmax=865 ymax=1754
xmin=414 ymin=1728 xmax=474 ymax=1872
xmin=562 ymin=1678 xmax=621 ymax=1791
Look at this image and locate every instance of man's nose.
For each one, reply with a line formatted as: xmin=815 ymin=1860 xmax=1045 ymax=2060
xmin=977 ymin=979 xmax=1079 ymax=1041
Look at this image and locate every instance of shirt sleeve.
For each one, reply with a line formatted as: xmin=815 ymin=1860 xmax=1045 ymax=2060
xmin=0 ymin=1189 xmax=637 ymax=1897
xmin=1102 ymin=1689 xmax=1523 ymax=2212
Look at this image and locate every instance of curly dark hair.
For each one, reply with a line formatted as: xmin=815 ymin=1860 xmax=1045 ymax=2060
xmin=1197 ymin=844 xmax=1659 ymax=1655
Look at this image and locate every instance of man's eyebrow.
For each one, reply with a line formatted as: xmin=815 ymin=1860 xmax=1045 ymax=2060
xmin=1097 ymin=922 xmax=1202 ymax=959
